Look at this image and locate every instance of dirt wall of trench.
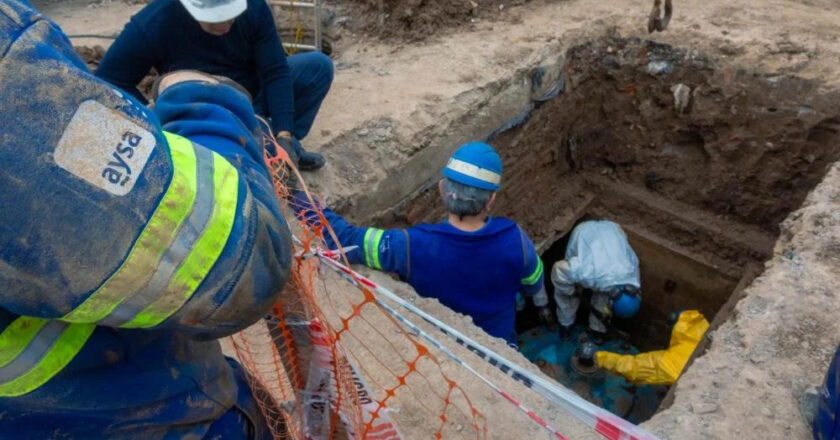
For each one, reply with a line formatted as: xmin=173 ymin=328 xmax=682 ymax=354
xmin=383 ymin=38 xmax=840 ymax=272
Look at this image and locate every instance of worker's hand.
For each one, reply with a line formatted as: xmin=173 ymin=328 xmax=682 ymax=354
xmin=274 ymin=134 xmax=300 ymax=166
xmin=289 ymin=190 xmax=326 ymax=225
xmin=536 ymin=306 xmax=555 ymax=328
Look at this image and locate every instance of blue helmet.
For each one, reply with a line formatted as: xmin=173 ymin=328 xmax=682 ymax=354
xmin=442 ymin=142 xmax=503 ymax=191
xmin=612 ymin=287 xmax=642 ymax=318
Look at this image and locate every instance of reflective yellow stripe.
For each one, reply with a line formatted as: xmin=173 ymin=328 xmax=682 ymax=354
xmin=62 ymin=132 xmax=198 ymax=323
xmin=121 ymin=151 xmax=240 ymax=328
xmin=522 ymin=258 xmax=544 ymax=285
xmin=363 ymin=228 xmax=375 ymax=267
xmin=0 ymin=320 xmax=95 ymax=397
xmin=364 ymin=228 xmax=385 ymax=270
xmin=0 ymin=317 xmax=47 ymax=368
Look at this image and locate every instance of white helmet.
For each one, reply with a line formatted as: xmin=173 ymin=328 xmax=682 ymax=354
xmin=178 ymin=0 xmax=247 ymax=23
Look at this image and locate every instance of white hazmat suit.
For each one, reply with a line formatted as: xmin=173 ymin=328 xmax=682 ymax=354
xmin=534 ymin=220 xmax=641 ymax=333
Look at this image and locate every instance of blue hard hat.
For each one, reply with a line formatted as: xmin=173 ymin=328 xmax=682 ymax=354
xmin=612 ymin=291 xmax=642 ymax=318
xmin=442 ymin=142 xmax=503 ymax=191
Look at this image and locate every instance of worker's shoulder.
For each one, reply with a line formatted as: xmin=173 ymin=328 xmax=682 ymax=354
xmin=1 ymin=0 xmax=41 ymax=45
xmin=410 ymin=217 xmax=520 ymax=236
xmin=573 ymin=220 xmax=628 ymax=240
xmin=240 ymin=0 xmax=273 ymax=26
xmin=575 ymin=219 xmax=621 ymax=232
xmin=0 ymin=0 xmax=36 ymax=26
xmin=130 ymin=0 xmax=182 ymax=30
xmin=493 ymin=217 xmax=527 ymax=234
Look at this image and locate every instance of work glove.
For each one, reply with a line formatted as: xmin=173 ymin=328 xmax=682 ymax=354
xmin=289 ymin=190 xmax=325 ymax=226
xmin=536 ymin=306 xmax=555 ymax=329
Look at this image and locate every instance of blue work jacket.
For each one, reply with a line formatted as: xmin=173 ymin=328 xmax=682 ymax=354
xmin=295 ymin=196 xmax=544 ymax=343
xmin=0 ymin=2 xmax=290 ymax=438
xmin=816 ymin=345 xmax=840 ymax=440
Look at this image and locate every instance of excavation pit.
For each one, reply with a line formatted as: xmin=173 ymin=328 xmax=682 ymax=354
xmin=525 ymin=217 xmax=741 ymax=352
xmin=369 ymin=36 xmax=840 ymax=425
xmin=513 ymin=214 xmax=749 ymax=424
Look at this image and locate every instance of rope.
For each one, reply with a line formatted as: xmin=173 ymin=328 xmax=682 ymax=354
xmin=302 ymin=242 xmax=663 ymax=440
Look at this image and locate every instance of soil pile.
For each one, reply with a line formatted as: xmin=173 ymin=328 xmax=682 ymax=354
xmin=341 ymin=0 xmax=531 ymax=41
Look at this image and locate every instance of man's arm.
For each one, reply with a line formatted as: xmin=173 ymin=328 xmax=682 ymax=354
xmin=518 ymin=227 xmax=545 ymax=297
xmin=292 ymin=194 xmax=410 ymax=279
xmin=518 ymin=227 xmax=553 ymax=324
xmin=144 ymin=80 xmax=292 ymax=336
xmin=251 ymin=0 xmax=295 ymax=134
xmin=2 ymin=82 xmax=292 ymax=338
xmin=95 ymin=19 xmax=156 ymax=104
xmin=0 ymin=0 xmax=291 ymax=339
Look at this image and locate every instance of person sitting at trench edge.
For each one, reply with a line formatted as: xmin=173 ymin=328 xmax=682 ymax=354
xmin=292 ymin=142 xmax=550 ymax=345
xmin=96 ymin=0 xmax=333 ymax=171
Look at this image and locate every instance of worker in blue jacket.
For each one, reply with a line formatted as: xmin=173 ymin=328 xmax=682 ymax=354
xmin=95 ymin=0 xmax=333 ymax=171
xmin=815 ymin=344 xmax=840 ymax=440
xmin=0 ymin=2 xmax=291 ymax=438
xmin=293 ymin=142 xmax=548 ymax=344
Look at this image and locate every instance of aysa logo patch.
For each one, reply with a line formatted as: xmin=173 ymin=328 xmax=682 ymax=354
xmin=55 ymin=100 xmax=155 ymax=196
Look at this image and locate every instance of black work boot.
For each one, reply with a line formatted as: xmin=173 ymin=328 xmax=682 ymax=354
xmin=275 ymin=135 xmax=326 ymax=171
xmin=298 ymin=149 xmax=326 ymax=171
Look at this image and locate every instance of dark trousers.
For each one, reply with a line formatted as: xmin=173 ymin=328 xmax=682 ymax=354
xmin=255 ymin=51 xmax=334 ymax=141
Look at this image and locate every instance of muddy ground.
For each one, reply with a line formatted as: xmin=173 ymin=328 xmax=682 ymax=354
xmin=37 ymin=0 xmax=840 ymax=439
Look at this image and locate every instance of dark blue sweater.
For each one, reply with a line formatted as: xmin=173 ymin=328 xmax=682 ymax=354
xmin=96 ymin=0 xmax=295 ymax=133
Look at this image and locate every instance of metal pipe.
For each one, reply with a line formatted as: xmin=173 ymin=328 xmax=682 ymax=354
xmin=314 ymin=0 xmax=322 ymax=52
xmin=282 ymin=43 xmax=318 ymax=51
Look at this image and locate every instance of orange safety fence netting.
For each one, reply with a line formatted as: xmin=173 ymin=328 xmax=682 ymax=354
xmin=224 ymin=122 xmax=488 ymax=440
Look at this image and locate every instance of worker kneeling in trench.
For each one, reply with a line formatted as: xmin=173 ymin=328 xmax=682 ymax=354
xmin=542 ymin=220 xmax=644 ymax=344
xmin=293 ymin=142 xmax=547 ymax=346
xmin=528 ymin=220 xmax=710 ymax=387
